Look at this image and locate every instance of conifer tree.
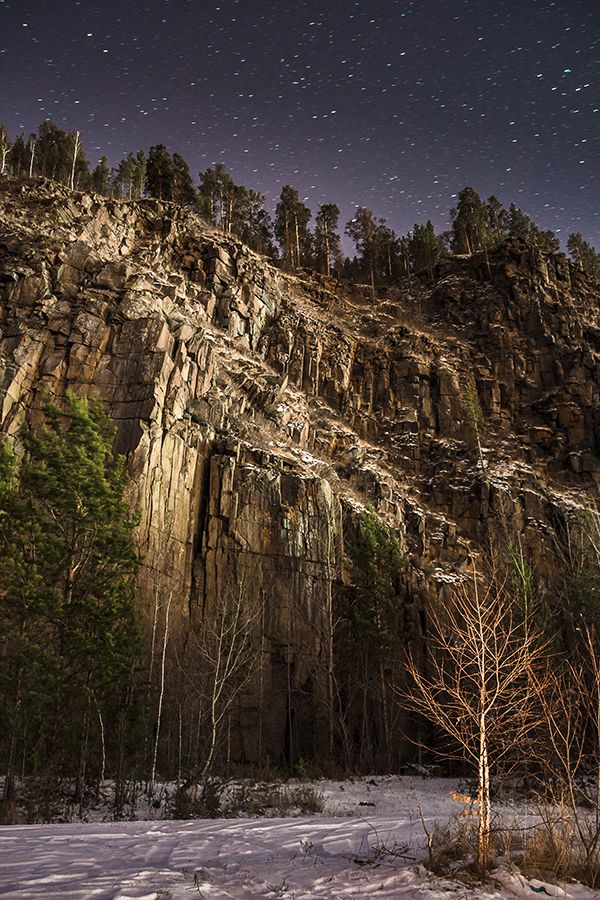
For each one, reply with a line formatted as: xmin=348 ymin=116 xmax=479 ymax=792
xmin=233 ymin=188 xmax=277 ymax=257
xmin=315 ymin=203 xmax=341 ymax=276
xmin=92 ymin=156 xmax=111 ymax=195
xmin=275 ymin=186 xmax=312 ymax=270
xmin=345 ymin=207 xmax=386 ymax=295
xmin=508 ymin=203 xmax=560 ymax=253
xmin=450 ymin=187 xmax=489 ymax=254
xmin=0 ymin=396 xmax=140 ymax=796
xmin=408 ymin=220 xmax=444 ymax=280
xmin=35 ymin=122 xmax=69 ymax=182
xmin=198 ymin=166 xmax=275 ymax=253
xmin=379 ymin=224 xmax=402 ymax=281
xmin=113 ymin=153 xmax=137 ymax=199
xmin=171 ymin=153 xmax=197 ymax=207
xmin=198 ymin=163 xmax=236 ymax=228
xmin=485 ymin=195 xmax=510 ymax=244
xmin=8 ymin=134 xmax=27 ymax=177
xmin=507 ymin=203 xmax=530 ymax=242
xmin=146 ymin=144 xmax=175 ymax=201
xmin=567 ymin=233 xmax=600 ymax=278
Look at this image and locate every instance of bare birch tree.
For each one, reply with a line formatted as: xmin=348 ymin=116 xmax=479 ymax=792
xmin=0 ymin=128 xmax=11 ymax=175
xmin=180 ymin=564 xmax=262 ymax=785
xmin=397 ymin=573 xmax=549 ymax=873
xmin=198 ymin=583 xmax=259 ymax=776
xmin=28 ymin=135 xmax=36 ymax=178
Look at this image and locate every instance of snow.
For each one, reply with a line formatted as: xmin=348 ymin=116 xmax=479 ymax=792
xmin=0 ymin=777 xmax=597 ymax=899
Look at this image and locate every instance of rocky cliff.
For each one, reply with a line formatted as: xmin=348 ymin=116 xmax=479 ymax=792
xmin=1 ymin=177 xmax=599 ymax=771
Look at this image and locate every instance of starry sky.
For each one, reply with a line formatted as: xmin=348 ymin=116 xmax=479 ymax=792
xmin=1 ymin=0 xmax=599 ymax=248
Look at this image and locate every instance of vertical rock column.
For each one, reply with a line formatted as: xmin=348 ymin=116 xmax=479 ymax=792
xmin=195 ymin=444 xmax=344 ymax=765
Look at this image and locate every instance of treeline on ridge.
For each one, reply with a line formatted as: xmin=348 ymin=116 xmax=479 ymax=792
xmin=1 ymin=121 xmax=599 ymax=283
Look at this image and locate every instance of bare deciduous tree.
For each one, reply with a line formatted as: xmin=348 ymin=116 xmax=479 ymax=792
xmin=180 ymin=562 xmax=262 ymax=785
xmin=397 ymin=572 xmax=549 ymax=873
xmin=535 ymin=625 xmax=600 ymax=886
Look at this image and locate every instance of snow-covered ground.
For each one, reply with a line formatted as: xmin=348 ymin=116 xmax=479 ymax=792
xmin=0 ymin=777 xmax=597 ymax=899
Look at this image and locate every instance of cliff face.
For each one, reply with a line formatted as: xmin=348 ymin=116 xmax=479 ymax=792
xmin=1 ymin=177 xmax=599 ymax=769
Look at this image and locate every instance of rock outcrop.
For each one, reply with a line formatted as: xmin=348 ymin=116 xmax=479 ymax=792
xmin=1 ymin=176 xmax=599 ymax=769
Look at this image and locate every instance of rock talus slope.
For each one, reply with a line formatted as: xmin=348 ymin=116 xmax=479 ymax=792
xmin=1 ymin=177 xmax=599 ymax=764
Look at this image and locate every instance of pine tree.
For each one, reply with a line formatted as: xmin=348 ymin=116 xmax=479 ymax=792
xmin=92 ymin=156 xmax=111 ymax=195
xmin=379 ymin=224 xmax=402 ymax=282
xmin=171 ymin=153 xmax=197 ymax=207
xmin=113 ymin=154 xmax=137 ymax=199
xmin=408 ymin=220 xmax=444 ymax=280
xmin=8 ymin=134 xmax=27 ymax=177
xmin=275 ymin=186 xmax=312 ymax=270
xmin=198 ymin=163 xmax=236 ymax=229
xmin=146 ymin=145 xmax=175 ymax=201
xmin=336 ymin=511 xmax=405 ymax=770
xmin=450 ymin=187 xmax=489 ymax=254
xmin=508 ymin=203 xmax=532 ymax=242
xmin=233 ymin=188 xmax=277 ymax=257
xmin=36 ymin=122 xmax=71 ymax=183
xmin=485 ymin=195 xmax=510 ymax=244
xmin=314 ymin=203 xmax=341 ymax=276
xmin=508 ymin=203 xmax=560 ymax=253
xmin=198 ymin=166 xmax=276 ymax=254
xmin=0 ymin=396 xmax=140 ymax=797
xmin=567 ymin=233 xmax=600 ymax=278
xmin=345 ymin=207 xmax=386 ymax=295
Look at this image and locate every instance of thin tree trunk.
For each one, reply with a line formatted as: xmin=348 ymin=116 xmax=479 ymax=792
xmin=323 ymin=220 xmax=331 ymax=276
xmin=284 ymin=213 xmax=292 ymax=270
xmin=75 ymin=693 xmax=91 ymax=809
xmin=361 ymin=655 xmax=370 ymax=768
xmin=484 ymin=245 xmax=492 ymax=280
xmin=465 ymin=227 xmax=473 ymax=255
xmin=379 ymin=660 xmax=391 ymax=769
xmin=257 ymin=596 xmax=266 ymax=762
xmin=294 ymin=214 xmax=300 ymax=269
xmin=4 ymin=665 xmax=24 ymax=802
xmin=28 ymin=139 xmax=36 ymax=178
xmin=145 ymin=580 xmax=161 ymax=769
xmin=0 ymin=144 xmax=11 ymax=175
xmin=150 ymin=591 xmax=173 ymax=795
xmin=287 ymin=618 xmax=294 ymax=773
xmin=477 ymin=721 xmax=491 ymax=873
xmin=69 ymin=131 xmax=81 ymax=191
xmin=91 ymin=690 xmax=106 ymax=784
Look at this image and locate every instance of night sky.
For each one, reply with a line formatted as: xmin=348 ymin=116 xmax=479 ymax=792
xmin=1 ymin=0 xmax=599 ymax=248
